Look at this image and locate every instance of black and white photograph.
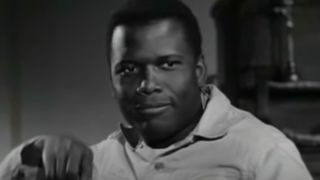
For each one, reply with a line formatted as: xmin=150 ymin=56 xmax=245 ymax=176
xmin=1 ymin=0 xmax=320 ymax=179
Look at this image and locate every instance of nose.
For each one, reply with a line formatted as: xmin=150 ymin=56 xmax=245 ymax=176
xmin=136 ymin=66 xmax=161 ymax=95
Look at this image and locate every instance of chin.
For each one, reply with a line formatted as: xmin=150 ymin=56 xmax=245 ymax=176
xmin=140 ymin=117 xmax=177 ymax=139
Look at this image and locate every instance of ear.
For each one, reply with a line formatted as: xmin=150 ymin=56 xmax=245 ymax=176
xmin=195 ymin=54 xmax=207 ymax=86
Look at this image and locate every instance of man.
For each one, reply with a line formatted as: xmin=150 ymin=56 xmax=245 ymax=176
xmin=0 ymin=0 xmax=313 ymax=179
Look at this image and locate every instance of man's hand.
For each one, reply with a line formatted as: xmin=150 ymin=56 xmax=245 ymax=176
xmin=25 ymin=136 xmax=93 ymax=180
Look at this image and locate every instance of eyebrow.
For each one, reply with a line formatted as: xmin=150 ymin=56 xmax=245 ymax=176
xmin=115 ymin=60 xmax=140 ymax=68
xmin=117 ymin=54 xmax=184 ymax=66
xmin=158 ymin=54 xmax=184 ymax=60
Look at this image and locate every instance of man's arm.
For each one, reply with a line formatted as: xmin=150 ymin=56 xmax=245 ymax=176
xmin=0 ymin=136 xmax=93 ymax=180
xmin=0 ymin=137 xmax=41 ymax=180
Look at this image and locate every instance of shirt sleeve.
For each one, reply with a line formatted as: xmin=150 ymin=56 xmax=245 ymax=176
xmin=0 ymin=137 xmax=44 ymax=180
xmin=255 ymin=141 xmax=313 ymax=180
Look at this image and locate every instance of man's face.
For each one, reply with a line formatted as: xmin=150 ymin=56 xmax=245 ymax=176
xmin=110 ymin=19 xmax=206 ymax=145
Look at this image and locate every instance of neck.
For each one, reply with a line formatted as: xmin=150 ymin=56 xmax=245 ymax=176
xmin=147 ymin=104 xmax=204 ymax=149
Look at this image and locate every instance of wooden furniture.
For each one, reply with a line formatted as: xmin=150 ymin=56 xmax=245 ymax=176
xmin=211 ymin=0 xmax=320 ymax=124
xmin=211 ymin=0 xmax=320 ymax=178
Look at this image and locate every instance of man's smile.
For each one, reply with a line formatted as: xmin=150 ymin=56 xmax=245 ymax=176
xmin=135 ymin=102 xmax=171 ymax=115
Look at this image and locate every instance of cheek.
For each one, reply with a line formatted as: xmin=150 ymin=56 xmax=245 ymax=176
xmin=112 ymin=77 xmax=137 ymax=100
xmin=112 ymin=78 xmax=139 ymax=118
xmin=164 ymin=68 xmax=199 ymax=100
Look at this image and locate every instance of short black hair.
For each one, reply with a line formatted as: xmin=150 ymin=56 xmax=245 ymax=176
xmin=106 ymin=0 xmax=202 ymax=60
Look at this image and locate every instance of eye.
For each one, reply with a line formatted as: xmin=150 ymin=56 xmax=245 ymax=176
xmin=159 ymin=57 xmax=181 ymax=70
xmin=116 ymin=64 xmax=139 ymax=76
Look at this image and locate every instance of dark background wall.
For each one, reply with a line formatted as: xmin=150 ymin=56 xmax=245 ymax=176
xmin=0 ymin=0 xmax=217 ymax=160
xmin=0 ymin=0 xmax=12 ymax=163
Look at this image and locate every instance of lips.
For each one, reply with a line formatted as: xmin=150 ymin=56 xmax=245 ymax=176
xmin=135 ymin=103 xmax=171 ymax=115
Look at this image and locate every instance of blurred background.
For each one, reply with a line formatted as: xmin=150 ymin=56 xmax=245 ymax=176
xmin=1 ymin=0 xmax=320 ymax=178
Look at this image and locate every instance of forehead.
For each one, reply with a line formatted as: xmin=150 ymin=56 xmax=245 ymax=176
xmin=110 ymin=19 xmax=192 ymax=61
xmin=111 ymin=19 xmax=188 ymax=49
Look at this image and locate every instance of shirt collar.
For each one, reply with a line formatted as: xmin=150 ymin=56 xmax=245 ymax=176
xmin=193 ymin=85 xmax=232 ymax=139
xmin=120 ymin=123 xmax=141 ymax=148
xmin=120 ymin=84 xmax=233 ymax=148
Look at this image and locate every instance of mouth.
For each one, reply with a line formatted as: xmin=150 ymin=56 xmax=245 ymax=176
xmin=135 ymin=103 xmax=171 ymax=115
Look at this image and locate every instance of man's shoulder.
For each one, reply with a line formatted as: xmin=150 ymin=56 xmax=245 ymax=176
xmin=227 ymin=108 xmax=288 ymax=148
xmin=229 ymin=108 xmax=290 ymax=147
xmin=90 ymin=129 xmax=127 ymax=168
xmin=90 ymin=129 xmax=125 ymax=152
xmin=228 ymin=108 xmax=311 ymax=178
xmin=227 ymin=107 xmax=302 ymax=163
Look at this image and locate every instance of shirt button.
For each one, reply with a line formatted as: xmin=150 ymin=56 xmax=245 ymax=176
xmin=154 ymin=162 xmax=165 ymax=170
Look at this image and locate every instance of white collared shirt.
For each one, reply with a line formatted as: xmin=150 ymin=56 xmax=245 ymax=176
xmin=0 ymin=85 xmax=313 ymax=180
xmin=91 ymin=85 xmax=313 ymax=180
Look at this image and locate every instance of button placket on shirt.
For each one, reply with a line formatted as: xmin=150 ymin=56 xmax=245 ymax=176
xmin=131 ymin=135 xmax=197 ymax=180
xmin=154 ymin=161 xmax=165 ymax=171
xmin=132 ymin=143 xmax=168 ymax=180
xmin=137 ymin=158 xmax=166 ymax=180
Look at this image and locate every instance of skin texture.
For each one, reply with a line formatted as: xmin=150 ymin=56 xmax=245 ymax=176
xmin=110 ymin=18 xmax=207 ymax=148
